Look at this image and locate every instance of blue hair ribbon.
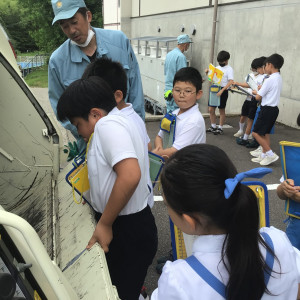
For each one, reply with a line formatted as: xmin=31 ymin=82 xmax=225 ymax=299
xmin=224 ymin=167 xmax=272 ymax=199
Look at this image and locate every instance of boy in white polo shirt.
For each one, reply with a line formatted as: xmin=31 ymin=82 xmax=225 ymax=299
xmin=251 ymin=53 xmax=284 ymax=166
xmin=56 ymin=76 xmax=158 ymax=300
xmin=153 ymin=67 xmax=206 ymax=158
xmin=82 ymin=58 xmax=154 ymax=208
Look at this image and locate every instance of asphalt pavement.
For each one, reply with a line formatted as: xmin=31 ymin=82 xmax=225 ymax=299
xmin=31 ymin=88 xmax=300 ymax=296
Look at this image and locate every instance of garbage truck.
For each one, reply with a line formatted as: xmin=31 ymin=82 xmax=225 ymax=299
xmin=0 ymin=24 xmax=119 ymax=299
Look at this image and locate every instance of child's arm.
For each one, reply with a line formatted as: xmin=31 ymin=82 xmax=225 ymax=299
xmin=233 ymin=81 xmax=250 ymax=88
xmin=217 ymin=80 xmax=234 ymax=97
xmin=152 ymin=146 xmax=177 ymax=159
xmin=87 ymin=158 xmax=141 ymax=252
xmin=153 ymin=135 xmax=177 ymax=159
xmin=277 ymin=179 xmax=300 ymax=202
xmin=154 ymin=135 xmax=163 ymax=149
xmin=252 ymin=90 xmax=262 ymax=101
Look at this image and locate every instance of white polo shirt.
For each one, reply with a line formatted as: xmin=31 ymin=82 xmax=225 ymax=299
xmin=258 ymin=72 xmax=282 ymax=107
xmin=120 ymin=104 xmax=154 ymax=208
xmin=216 ymin=64 xmax=234 ymax=88
xmin=151 ymin=226 xmax=300 ymax=300
xmin=87 ymin=107 xmax=150 ymax=215
xmin=158 ymin=104 xmax=206 ymax=150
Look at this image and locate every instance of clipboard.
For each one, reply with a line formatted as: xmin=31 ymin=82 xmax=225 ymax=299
xmin=246 ymin=73 xmax=258 ymax=91
xmin=148 ymin=151 xmax=165 ymax=188
xmin=232 ymin=84 xmax=254 ymax=97
xmin=279 ymin=141 xmax=300 ymax=219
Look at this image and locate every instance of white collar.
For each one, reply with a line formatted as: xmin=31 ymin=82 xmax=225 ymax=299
xmin=174 ymin=104 xmax=199 ymax=120
xmin=120 ymin=104 xmax=134 ymax=116
xmin=192 ymin=234 xmax=226 ymax=254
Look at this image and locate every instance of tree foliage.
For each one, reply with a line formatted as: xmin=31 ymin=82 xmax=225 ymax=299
xmin=0 ymin=0 xmax=37 ymax=52
xmin=1 ymin=0 xmax=103 ymax=54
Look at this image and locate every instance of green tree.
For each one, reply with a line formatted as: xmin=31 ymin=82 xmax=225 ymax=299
xmin=0 ymin=0 xmax=38 ymax=52
xmin=17 ymin=0 xmax=103 ymax=54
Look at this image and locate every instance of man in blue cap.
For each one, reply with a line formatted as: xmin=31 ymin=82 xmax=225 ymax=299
xmin=48 ymin=0 xmax=145 ymax=158
xmin=164 ymin=34 xmax=192 ymax=113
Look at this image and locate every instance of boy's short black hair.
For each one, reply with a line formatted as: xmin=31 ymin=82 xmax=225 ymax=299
xmin=264 ymin=53 xmax=284 ymax=70
xmin=173 ymin=67 xmax=202 ymax=91
xmin=217 ymin=50 xmax=230 ymax=63
xmin=82 ymin=58 xmax=128 ymax=98
xmin=251 ymin=56 xmax=266 ymax=69
xmin=57 ymin=76 xmax=117 ymax=122
xmin=297 ymin=113 xmax=300 ymax=126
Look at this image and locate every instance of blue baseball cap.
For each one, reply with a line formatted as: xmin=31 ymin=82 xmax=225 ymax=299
xmin=52 ymin=0 xmax=86 ymax=25
xmin=177 ymin=34 xmax=192 ymax=44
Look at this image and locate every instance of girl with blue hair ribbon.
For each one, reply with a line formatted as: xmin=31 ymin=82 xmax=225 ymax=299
xmin=151 ymin=144 xmax=300 ymax=300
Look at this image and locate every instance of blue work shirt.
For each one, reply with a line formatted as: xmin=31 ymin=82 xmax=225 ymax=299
xmin=48 ymin=27 xmax=145 ymax=141
xmin=164 ymin=47 xmax=187 ymax=92
xmin=164 ymin=47 xmax=187 ymax=112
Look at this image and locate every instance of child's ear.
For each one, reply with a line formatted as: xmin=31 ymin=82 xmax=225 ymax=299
xmin=196 ymin=90 xmax=203 ymax=100
xmin=90 ymin=108 xmax=104 ymax=121
xmin=182 ymin=213 xmax=197 ymax=232
xmin=114 ymin=90 xmax=124 ymax=104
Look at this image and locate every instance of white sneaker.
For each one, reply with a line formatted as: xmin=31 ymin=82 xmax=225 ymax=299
xmin=260 ymin=153 xmax=279 ymax=166
xmin=234 ymin=130 xmax=244 ymax=137
xmin=251 ymin=154 xmax=264 ymax=163
xmin=250 ymin=146 xmax=262 ymax=157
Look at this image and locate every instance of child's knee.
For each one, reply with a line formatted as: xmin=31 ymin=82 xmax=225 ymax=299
xmin=208 ymin=106 xmax=216 ymax=114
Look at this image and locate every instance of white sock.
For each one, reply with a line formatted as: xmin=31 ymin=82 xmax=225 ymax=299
xmin=243 ymin=134 xmax=249 ymax=140
xmin=211 ymin=123 xmax=217 ymax=128
xmin=239 ymin=122 xmax=245 ymax=131
xmin=266 ymin=150 xmax=274 ymax=156
xmin=261 ymin=152 xmax=266 ymax=158
xmin=218 ymin=125 xmax=223 ymax=129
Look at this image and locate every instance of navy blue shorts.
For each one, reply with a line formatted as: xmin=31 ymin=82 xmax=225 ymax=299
xmin=241 ymin=98 xmax=258 ymax=120
xmin=94 ymin=205 xmax=158 ymax=299
xmin=253 ymin=105 xmax=279 ymax=135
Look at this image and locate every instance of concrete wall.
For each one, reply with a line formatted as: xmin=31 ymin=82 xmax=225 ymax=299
xmin=105 ymin=0 xmax=300 ymax=128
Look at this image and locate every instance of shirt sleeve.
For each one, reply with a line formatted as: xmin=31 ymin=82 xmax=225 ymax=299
xmin=48 ymin=58 xmax=79 ymax=137
xmin=158 ymin=129 xmax=164 ymax=139
xmin=125 ymin=37 xmax=145 ymax=121
xmin=151 ymin=261 xmax=189 ymax=300
xmin=257 ymin=78 xmax=271 ymax=98
xmin=97 ymin=119 xmax=137 ymax=167
xmin=292 ymin=247 xmax=300 ymax=283
xmin=227 ymin=66 xmax=234 ymax=81
xmin=173 ymin=122 xmax=205 ymax=150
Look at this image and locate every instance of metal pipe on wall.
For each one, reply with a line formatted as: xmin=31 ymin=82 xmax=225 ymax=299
xmin=209 ymin=0 xmax=218 ymax=64
xmin=204 ymin=0 xmax=218 ymax=112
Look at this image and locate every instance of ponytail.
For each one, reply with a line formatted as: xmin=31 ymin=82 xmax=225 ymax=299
xmin=224 ymin=184 xmax=271 ymax=300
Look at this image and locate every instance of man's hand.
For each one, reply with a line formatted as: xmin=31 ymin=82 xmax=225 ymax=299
xmin=86 ymin=220 xmax=113 ymax=253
